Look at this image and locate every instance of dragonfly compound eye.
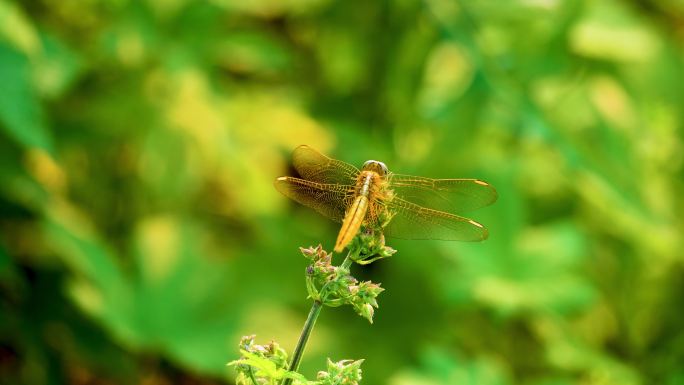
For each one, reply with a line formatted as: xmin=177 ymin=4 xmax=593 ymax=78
xmin=362 ymin=160 xmax=389 ymax=176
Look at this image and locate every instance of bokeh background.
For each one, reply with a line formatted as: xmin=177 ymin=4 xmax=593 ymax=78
xmin=1 ymin=0 xmax=683 ymax=384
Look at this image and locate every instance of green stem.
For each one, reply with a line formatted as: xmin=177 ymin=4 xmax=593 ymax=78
xmin=281 ymin=249 xmax=357 ymax=385
xmin=281 ymin=300 xmax=322 ymax=385
xmin=248 ymin=366 xmax=259 ymax=385
xmin=341 ymin=254 xmax=354 ymax=269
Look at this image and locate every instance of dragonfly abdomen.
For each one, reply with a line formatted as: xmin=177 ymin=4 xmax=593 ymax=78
xmin=334 ymin=171 xmax=378 ymax=253
xmin=334 ymin=194 xmax=369 ymax=253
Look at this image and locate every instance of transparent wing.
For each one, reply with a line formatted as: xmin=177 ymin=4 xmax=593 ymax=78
xmin=292 ymin=145 xmax=359 ymax=185
xmin=384 ymin=197 xmax=488 ymax=241
xmin=388 ymin=174 xmax=497 ymax=213
xmin=274 ymin=176 xmax=353 ymax=223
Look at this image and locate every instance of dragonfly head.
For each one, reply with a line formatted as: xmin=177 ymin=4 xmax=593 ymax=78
xmin=362 ymin=160 xmax=388 ymax=176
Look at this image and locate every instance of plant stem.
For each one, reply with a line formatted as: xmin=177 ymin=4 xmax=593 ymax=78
xmin=282 ymin=300 xmax=322 ymax=385
xmin=281 ymin=250 xmax=357 ymax=385
xmin=248 ymin=366 xmax=259 ymax=385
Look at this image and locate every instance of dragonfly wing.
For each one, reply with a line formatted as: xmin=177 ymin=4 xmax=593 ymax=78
xmin=384 ymin=197 xmax=489 ymax=241
xmin=292 ymin=145 xmax=360 ymax=185
xmin=274 ymin=176 xmax=352 ymax=223
xmin=388 ymin=174 xmax=497 ymax=213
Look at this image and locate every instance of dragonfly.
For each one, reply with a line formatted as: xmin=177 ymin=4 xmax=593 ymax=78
xmin=275 ymin=145 xmax=497 ymax=253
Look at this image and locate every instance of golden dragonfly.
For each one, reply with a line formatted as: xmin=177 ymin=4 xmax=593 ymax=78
xmin=275 ymin=145 xmax=497 ymax=253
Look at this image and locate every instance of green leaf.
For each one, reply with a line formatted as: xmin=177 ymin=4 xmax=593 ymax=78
xmin=33 ymin=32 xmax=82 ymax=99
xmin=43 ymin=211 xmax=240 ymax=375
xmin=0 ymin=42 xmax=52 ymax=151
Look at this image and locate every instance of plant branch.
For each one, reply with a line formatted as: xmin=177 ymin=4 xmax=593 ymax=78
xmin=282 ymin=300 xmax=322 ymax=385
xmin=248 ymin=366 xmax=259 ymax=385
xmin=281 ymin=250 xmax=357 ymax=385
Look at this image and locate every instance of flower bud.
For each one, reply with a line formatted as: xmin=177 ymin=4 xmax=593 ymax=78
xmin=361 ymin=303 xmax=375 ymax=323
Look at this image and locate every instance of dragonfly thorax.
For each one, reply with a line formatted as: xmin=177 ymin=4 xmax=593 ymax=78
xmin=362 ymin=160 xmax=388 ymax=176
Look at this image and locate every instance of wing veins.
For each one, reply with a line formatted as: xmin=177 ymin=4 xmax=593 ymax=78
xmin=385 ymin=196 xmax=488 ymax=241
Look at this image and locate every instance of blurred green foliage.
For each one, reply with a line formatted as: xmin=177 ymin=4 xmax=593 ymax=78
xmin=1 ymin=0 xmax=683 ymax=384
